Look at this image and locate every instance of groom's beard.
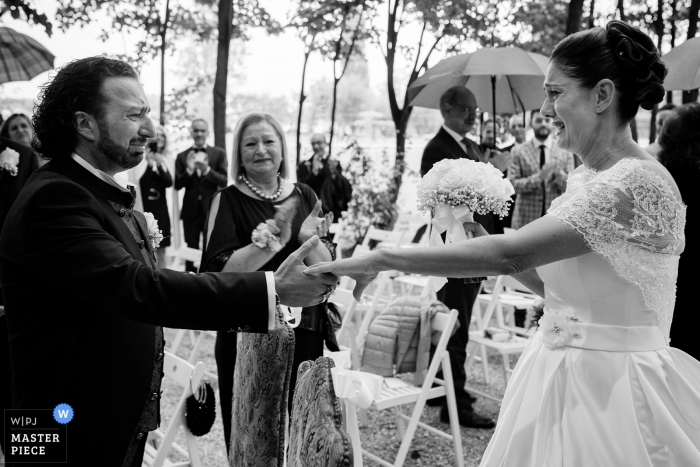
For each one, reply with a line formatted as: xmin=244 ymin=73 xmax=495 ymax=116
xmin=97 ymin=119 xmax=144 ymax=170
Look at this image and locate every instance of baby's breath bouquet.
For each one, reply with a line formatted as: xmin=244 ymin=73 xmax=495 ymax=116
xmin=417 ymin=158 xmax=514 ymax=290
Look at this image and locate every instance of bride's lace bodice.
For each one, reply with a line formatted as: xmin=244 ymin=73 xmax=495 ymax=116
xmin=538 ymin=158 xmax=686 ymax=343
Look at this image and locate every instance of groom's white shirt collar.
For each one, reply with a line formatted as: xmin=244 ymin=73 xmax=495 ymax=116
xmin=71 ymin=153 xmax=134 ymax=192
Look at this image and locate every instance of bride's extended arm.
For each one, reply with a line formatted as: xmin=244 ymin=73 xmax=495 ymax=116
xmin=510 ymin=271 xmax=545 ymax=297
xmin=305 ymin=215 xmax=588 ymax=299
xmin=375 ymin=216 xmax=588 ymax=276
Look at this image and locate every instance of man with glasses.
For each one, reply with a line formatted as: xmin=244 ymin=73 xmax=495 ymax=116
xmin=419 ymin=86 xmax=498 ymax=429
xmin=508 ymin=114 xmax=527 ymax=145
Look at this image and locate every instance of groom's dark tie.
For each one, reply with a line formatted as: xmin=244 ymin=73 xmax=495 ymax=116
xmin=127 ymin=184 xmax=137 ymax=210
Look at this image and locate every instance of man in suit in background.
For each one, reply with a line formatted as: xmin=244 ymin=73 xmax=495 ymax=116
xmin=508 ymin=109 xmax=575 ymax=229
xmin=175 ymin=119 xmax=228 ymax=271
xmin=419 ymin=86 xmax=506 ymax=429
xmin=0 ymin=56 xmax=335 ymax=466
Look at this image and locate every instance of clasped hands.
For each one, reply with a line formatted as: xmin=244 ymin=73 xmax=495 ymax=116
xmin=186 ymin=150 xmax=209 ymax=174
xmin=483 ymin=148 xmax=513 ymax=172
xmin=539 ymin=162 xmax=567 ymax=190
xmin=271 ymin=197 xmax=336 ymax=307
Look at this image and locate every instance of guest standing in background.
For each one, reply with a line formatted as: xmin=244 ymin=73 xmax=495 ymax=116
xmin=659 ymin=102 xmax=699 ymax=360
xmin=139 ymin=126 xmax=172 ymax=267
xmin=0 ymin=118 xmax=40 ymax=455
xmin=297 ymin=133 xmax=352 ymax=222
xmin=646 ymin=103 xmax=676 ymax=159
xmin=419 ymin=86 xmax=502 ymax=429
xmin=175 ymin=119 xmax=228 ymax=271
xmin=508 ymin=109 xmax=575 ymax=229
xmin=200 ymin=113 xmax=336 ymax=453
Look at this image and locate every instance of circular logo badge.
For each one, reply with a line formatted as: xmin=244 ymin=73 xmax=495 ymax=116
xmin=53 ymin=403 xmax=74 ymax=424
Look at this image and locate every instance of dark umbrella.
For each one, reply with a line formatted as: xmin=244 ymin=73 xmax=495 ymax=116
xmin=408 ymin=47 xmax=548 ymax=148
xmin=0 ymin=27 xmax=54 ymax=85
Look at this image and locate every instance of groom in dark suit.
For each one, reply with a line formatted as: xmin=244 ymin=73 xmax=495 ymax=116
xmin=0 ymin=56 xmax=335 ymax=466
xmin=420 ymin=86 xmax=513 ymax=429
xmin=175 ymin=119 xmax=228 ymax=271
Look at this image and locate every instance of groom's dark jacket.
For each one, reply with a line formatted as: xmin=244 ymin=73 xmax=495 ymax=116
xmin=0 ymin=156 xmax=269 ymax=466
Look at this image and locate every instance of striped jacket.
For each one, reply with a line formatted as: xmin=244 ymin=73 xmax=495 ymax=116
xmin=508 ymin=138 xmax=575 ymax=229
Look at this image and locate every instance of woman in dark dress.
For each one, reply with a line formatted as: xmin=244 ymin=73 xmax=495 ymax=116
xmin=139 ymin=126 xmax=172 ymax=267
xmin=199 ymin=112 xmax=335 ymax=454
xmin=659 ymin=102 xmax=700 ymax=360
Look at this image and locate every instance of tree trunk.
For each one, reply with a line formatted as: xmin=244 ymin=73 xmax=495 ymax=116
xmin=213 ymin=0 xmax=233 ymax=150
xmin=159 ymin=0 xmax=171 ymax=126
xmin=683 ymin=0 xmax=700 ymax=103
xmin=617 ymin=0 xmax=626 ymax=21
xmin=390 ymin=108 xmax=412 ymax=202
xmin=650 ymin=0 xmax=663 ymax=144
xmin=296 ymin=49 xmax=311 ymax=166
xmin=630 ymin=117 xmax=638 ymax=142
xmin=566 ymin=0 xmax=586 ymax=35
xmin=329 ymin=75 xmax=339 ymax=158
xmin=667 ymin=0 xmax=678 ymax=104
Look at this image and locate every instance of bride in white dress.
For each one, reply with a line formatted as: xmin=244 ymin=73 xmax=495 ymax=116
xmin=306 ymin=21 xmax=700 ymax=466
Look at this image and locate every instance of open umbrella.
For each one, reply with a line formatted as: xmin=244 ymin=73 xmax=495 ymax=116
xmin=408 ymin=47 xmax=549 ymax=146
xmin=663 ymin=37 xmax=700 ymax=91
xmin=0 ymin=27 xmax=54 ymax=85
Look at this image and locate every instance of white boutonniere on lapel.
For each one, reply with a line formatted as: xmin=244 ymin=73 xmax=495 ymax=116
xmin=143 ymin=212 xmax=164 ymax=250
xmin=0 ymin=148 xmax=20 ymax=176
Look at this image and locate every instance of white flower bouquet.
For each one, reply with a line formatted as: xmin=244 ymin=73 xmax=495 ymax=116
xmin=417 ymin=158 xmax=514 ymax=290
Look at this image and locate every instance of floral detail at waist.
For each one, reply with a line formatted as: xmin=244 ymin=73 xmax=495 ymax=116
xmin=538 ymin=307 xmax=584 ymax=348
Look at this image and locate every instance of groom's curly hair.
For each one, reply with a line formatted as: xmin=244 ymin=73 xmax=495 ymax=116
xmin=32 ymin=56 xmax=139 ymax=162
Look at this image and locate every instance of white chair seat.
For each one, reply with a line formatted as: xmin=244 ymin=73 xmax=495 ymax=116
xmin=374 ymin=377 xmax=446 ymax=411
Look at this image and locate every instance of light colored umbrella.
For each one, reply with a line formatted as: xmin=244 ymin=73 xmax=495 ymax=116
xmin=0 ymin=27 xmax=54 ymax=85
xmin=663 ymin=37 xmax=700 ymax=91
xmin=408 ymin=47 xmax=549 ymax=114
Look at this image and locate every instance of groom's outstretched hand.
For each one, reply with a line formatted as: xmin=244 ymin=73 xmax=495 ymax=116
xmin=304 ymin=256 xmax=379 ymax=302
xmin=274 ymin=236 xmax=338 ymax=307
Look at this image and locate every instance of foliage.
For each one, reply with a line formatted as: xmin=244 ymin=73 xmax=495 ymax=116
xmin=508 ymin=0 xmax=568 ymax=55
xmin=0 ymin=0 xmax=52 ymax=36
xmin=338 ymin=140 xmax=396 ymax=246
xmin=56 ymin=0 xmax=216 ymax=71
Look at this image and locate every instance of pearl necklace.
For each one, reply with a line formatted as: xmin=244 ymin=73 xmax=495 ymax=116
xmin=239 ymin=174 xmax=283 ymax=201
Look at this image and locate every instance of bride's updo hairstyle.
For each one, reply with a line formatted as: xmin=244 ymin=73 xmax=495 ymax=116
xmin=550 ymin=20 xmax=667 ymax=123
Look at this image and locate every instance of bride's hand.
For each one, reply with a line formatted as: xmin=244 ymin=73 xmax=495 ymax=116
xmin=463 ymin=222 xmax=489 ymax=238
xmin=299 ymin=200 xmax=331 ymax=243
xmin=304 ymin=255 xmax=379 ymax=301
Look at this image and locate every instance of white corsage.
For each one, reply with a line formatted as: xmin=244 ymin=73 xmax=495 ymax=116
xmin=252 ymin=221 xmax=285 ymax=252
xmin=538 ymin=307 xmax=584 ymax=348
xmin=143 ymin=212 xmax=164 ymax=250
xmin=0 ymin=148 xmax=20 ymax=177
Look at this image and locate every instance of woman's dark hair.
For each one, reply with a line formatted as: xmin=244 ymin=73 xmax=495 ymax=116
xmin=0 ymin=113 xmax=32 ymax=140
xmin=658 ymin=103 xmax=700 ymax=168
xmin=551 ymin=20 xmax=667 ymax=123
xmin=32 ymin=56 xmax=139 ymax=161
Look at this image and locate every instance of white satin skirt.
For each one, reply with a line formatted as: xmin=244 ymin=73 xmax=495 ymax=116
xmin=480 ymin=324 xmax=700 ymax=467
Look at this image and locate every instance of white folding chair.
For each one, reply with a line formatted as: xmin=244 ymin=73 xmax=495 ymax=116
xmin=358 ymin=309 xmax=464 ymax=467
xmin=392 ymin=213 xmax=430 ymax=246
xmin=142 ymin=352 xmax=204 ymax=467
xmin=474 ymin=275 xmax=537 ymax=333
xmin=360 ymin=226 xmax=404 ymax=249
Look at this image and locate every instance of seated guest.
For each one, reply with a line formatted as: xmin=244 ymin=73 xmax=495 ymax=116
xmin=139 ymin=126 xmax=172 ymax=267
xmin=645 ymin=103 xmax=676 ymax=159
xmin=200 ymin=113 xmax=336 ymax=454
xmin=658 ymin=102 xmax=700 ymax=360
xmin=508 ymin=110 xmax=575 ymax=229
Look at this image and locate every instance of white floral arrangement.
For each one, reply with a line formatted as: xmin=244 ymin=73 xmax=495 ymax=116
xmin=417 ymin=158 xmax=514 ymax=291
xmin=0 ymin=148 xmax=20 ymax=177
xmin=417 ymin=158 xmax=514 ymax=218
xmin=143 ymin=212 xmax=164 ymax=250
xmin=538 ymin=307 xmax=584 ymax=348
xmin=251 ymin=220 xmax=284 ymax=252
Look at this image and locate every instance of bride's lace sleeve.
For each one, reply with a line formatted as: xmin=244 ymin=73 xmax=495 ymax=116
xmin=547 ymin=159 xmax=686 ymax=341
